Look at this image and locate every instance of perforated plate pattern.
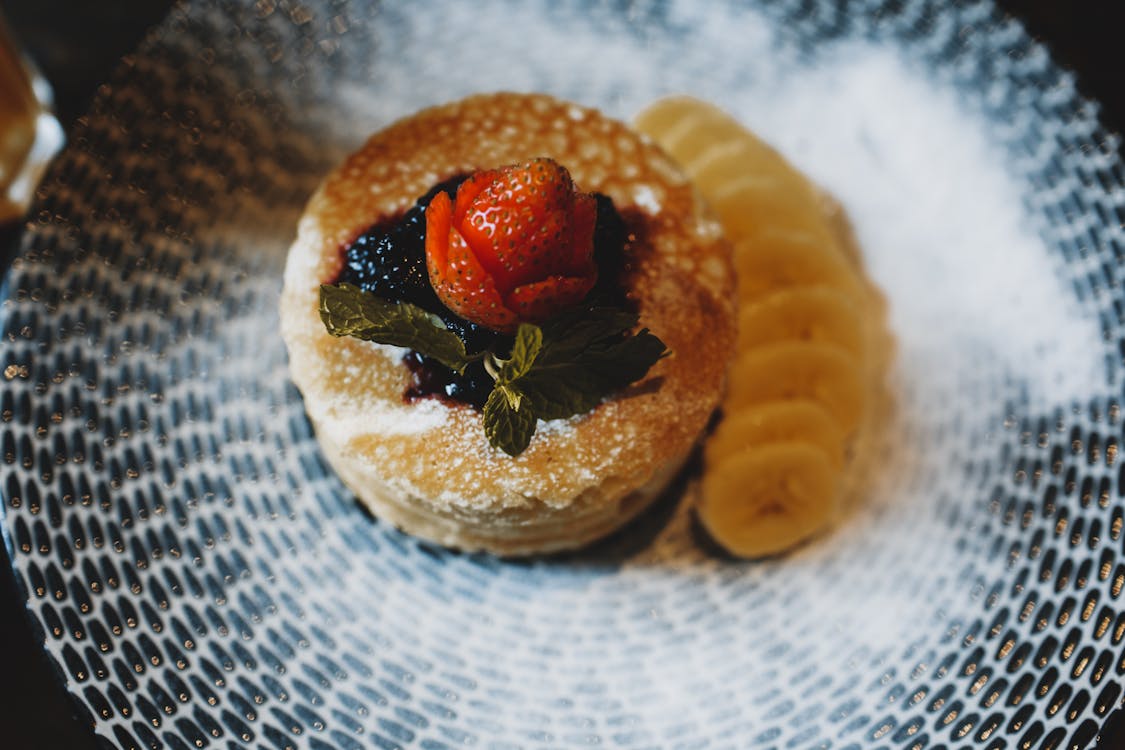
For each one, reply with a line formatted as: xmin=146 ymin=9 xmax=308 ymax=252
xmin=2 ymin=1 xmax=1123 ymax=748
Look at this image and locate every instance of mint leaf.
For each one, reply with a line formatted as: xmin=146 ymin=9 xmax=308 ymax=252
xmin=516 ymin=371 xmax=604 ymax=421
xmin=516 ymin=315 xmax=668 ymax=421
xmin=319 ymin=283 xmax=477 ymax=373
xmin=538 ymin=307 xmax=639 ymax=361
xmin=568 ymin=327 xmax=669 ymax=384
xmin=483 ymin=386 xmax=537 ymax=456
xmin=499 ymin=323 xmax=543 ymax=382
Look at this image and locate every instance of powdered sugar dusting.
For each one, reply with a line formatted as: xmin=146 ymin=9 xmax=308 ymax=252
xmin=633 ymin=184 xmax=662 ymax=214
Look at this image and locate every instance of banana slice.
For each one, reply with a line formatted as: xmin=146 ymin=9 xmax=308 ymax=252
xmin=713 ymin=183 xmax=840 ymax=252
xmin=727 ymin=341 xmax=865 ymax=432
xmin=705 ymin=400 xmax=846 ymax=470
xmin=732 ymin=228 xmax=869 ymax=305
xmin=634 ymin=96 xmax=804 ymax=198
xmin=738 ymin=286 xmax=866 ymax=357
xmin=698 ymin=441 xmax=839 ymax=558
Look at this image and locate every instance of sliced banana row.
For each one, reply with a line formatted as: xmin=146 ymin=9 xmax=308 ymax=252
xmin=634 ymin=96 xmax=890 ymax=558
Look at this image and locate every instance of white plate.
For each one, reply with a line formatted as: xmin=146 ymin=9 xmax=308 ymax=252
xmin=2 ymin=1 xmax=1122 ymax=747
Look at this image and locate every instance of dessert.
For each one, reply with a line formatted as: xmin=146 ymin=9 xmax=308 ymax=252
xmin=634 ymin=96 xmax=891 ymax=558
xmin=280 ymin=93 xmax=736 ymax=555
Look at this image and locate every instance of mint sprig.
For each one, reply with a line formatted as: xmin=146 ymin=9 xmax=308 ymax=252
xmin=319 ymin=285 xmax=668 ymax=456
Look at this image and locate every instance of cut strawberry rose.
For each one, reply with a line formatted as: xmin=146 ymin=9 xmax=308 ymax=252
xmin=424 ymin=158 xmax=598 ymax=333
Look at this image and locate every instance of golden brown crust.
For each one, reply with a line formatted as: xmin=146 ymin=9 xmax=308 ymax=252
xmin=280 ymin=92 xmax=736 ymax=554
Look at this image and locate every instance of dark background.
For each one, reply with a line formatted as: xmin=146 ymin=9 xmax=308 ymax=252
xmin=1 ymin=1 xmax=1124 ymax=748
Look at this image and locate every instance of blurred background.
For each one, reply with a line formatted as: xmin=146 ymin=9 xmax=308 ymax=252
xmin=0 ymin=0 xmax=1123 ymax=747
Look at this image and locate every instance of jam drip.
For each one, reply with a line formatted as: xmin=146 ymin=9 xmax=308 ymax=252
xmin=335 ymin=180 xmax=630 ymax=408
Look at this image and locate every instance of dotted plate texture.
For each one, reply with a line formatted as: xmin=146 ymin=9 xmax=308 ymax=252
xmin=2 ymin=1 xmax=1124 ymax=749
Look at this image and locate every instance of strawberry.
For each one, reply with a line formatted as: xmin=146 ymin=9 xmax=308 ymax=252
xmin=425 ymin=158 xmax=598 ymax=333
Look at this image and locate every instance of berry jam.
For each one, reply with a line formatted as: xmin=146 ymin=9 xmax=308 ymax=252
xmin=334 ymin=178 xmax=631 ymax=409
